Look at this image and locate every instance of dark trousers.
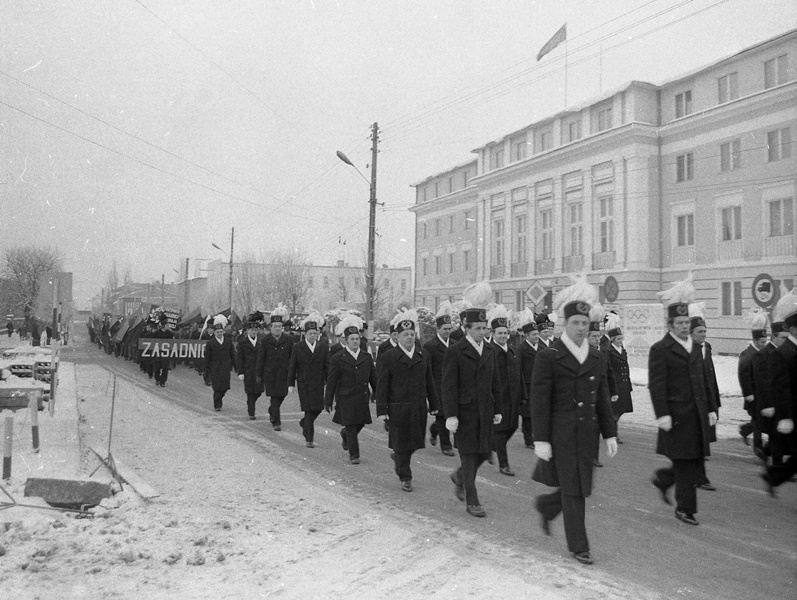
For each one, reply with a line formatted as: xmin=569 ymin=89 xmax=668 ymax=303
xmin=342 ymin=424 xmax=365 ymax=459
xmin=429 ymin=415 xmax=452 ymax=450
xmin=246 ymin=393 xmax=261 ymax=417
xmin=768 ymin=455 xmax=797 ymax=487
xmin=268 ymin=396 xmax=285 ymax=425
xmin=213 ymin=389 xmax=226 ymax=409
xmin=456 ymin=452 xmax=489 ymax=506
xmin=300 ymin=410 xmax=322 ymax=442
xmin=394 ymin=450 xmax=414 ymax=481
xmin=521 ymin=416 xmax=533 ymax=446
xmin=740 ymin=419 xmax=765 ymax=450
xmin=655 ymin=458 xmax=702 ymax=514
xmin=153 ymin=363 xmax=169 ymax=385
xmin=493 ymin=428 xmax=517 ymax=468
xmin=536 ymin=490 xmax=588 ymax=553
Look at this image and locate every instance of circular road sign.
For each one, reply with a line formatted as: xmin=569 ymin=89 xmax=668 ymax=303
xmin=751 ymin=273 xmax=776 ymax=308
xmin=603 ymin=276 xmax=619 ymax=303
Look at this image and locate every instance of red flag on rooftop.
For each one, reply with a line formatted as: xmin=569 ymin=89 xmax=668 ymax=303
xmin=536 ymin=23 xmax=567 ymax=61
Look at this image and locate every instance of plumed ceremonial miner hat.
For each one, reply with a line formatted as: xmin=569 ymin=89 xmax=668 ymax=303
xmin=744 ymin=307 xmax=768 ymax=340
xmin=517 ymin=308 xmax=537 ymax=333
xmin=688 ymin=302 xmax=706 ymax=331
xmin=773 ymin=285 xmax=797 ymax=329
xmin=487 ymin=304 xmax=510 ymax=330
xmin=553 ymin=274 xmax=598 ymax=321
xmin=657 ymin=272 xmax=695 ymax=320
xmin=459 ymin=281 xmax=492 ymax=324
xmin=270 ymin=303 xmax=290 ymax=323
xmin=435 ymin=300 xmax=454 ymax=328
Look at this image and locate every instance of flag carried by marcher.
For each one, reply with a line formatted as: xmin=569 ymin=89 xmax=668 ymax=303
xmin=537 ymin=23 xmax=567 ymax=61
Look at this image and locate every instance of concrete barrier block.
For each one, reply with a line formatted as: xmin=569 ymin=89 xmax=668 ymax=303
xmin=24 ymin=477 xmax=113 ymax=509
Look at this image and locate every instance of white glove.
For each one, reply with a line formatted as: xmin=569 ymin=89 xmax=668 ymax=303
xmin=534 ymin=441 xmax=552 ymax=461
xmin=761 ymin=407 xmax=775 ymax=418
xmin=777 ymin=419 xmax=794 ymax=435
xmin=611 ymin=395 xmax=619 ymax=402
xmin=492 ymin=414 xmax=502 ymax=425
xmin=605 ymin=437 xmax=618 ymax=458
xmin=657 ymin=415 xmax=672 ymax=431
xmin=708 ymin=412 xmax=718 ymax=427
xmin=238 ymin=374 xmax=244 ymax=380
xmin=744 ymin=395 xmax=754 ymax=403
xmin=445 ymin=417 xmax=459 ymax=433
xmin=288 ymin=386 xmax=295 ymax=394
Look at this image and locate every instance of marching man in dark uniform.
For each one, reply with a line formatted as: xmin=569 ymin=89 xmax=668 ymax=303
xmin=763 ymin=288 xmax=797 ymax=493
xmin=689 ymin=303 xmax=719 ymax=491
xmin=649 ymin=273 xmax=717 ymax=526
xmin=738 ymin=309 xmax=770 ymax=457
xmin=237 ymin=312 xmax=264 ymax=419
xmin=442 ymin=282 xmax=502 ymax=518
xmin=517 ymin=308 xmax=540 ymax=449
xmin=376 ymin=322 xmax=399 ymax=367
xmin=531 ymin=277 xmax=617 ymax=565
xmin=604 ymin=313 xmax=633 ymax=443
xmin=287 ymin=312 xmax=330 ymax=448
xmin=205 ymin=315 xmax=237 ymax=411
xmin=425 ymin=301 xmax=455 ymax=456
xmin=152 ymin=313 xmax=174 ymax=387
xmin=587 ymin=303 xmax=617 ymax=467
xmin=376 ymin=310 xmax=439 ymax=491
xmin=537 ymin=313 xmax=555 ymax=348
xmin=257 ymin=304 xmax=294 ymax=431
xmin=489 ymin=304 xmax=526 ymax=476
xmin=324 ymin=314 xmax=377 ymax=464
xmin=757 ymin=317 xmax=787 ymax=467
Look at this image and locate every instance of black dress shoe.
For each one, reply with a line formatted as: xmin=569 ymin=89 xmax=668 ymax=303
xmin=573 ymin=551 xmax=594 ymax=565
xmin=652 ymin=477 xmax=672 ymax=505
xmin=487 ymin=453 xmax=495 ymax=465
xmin=249 ymin=415 xmax=256 ymax=420
xmin=675 ymin=509 xmax=699 ymax=525
xmin=760 ymin=472 xmax=776 ymax=498
xmin=214 ymin=407 xmax=221 ymax=412
xmin=273 ymin=424 xmax=281 ymax=431
xmin=449 ymin=472 xmax=465 ymax=502
xmin=616 ymin=438 xmax=624 ymax=444
xmin=593 ymin=459 xmax=603 ymax=467
xmin=739 ymin=427 xmax=750 ymax=446
xmin=341 ymin=433 xmax=348 ymax=451
xmin=430 ymin=435 xmax=438 ymax=446
xmin=442 ymin=448 xmax=455 ymax=457
xmin=695 ymin=482 xmax=716 ymax=491
xmin=539 ymin=512 xmax=551 ymax=536
xmin=499 ymin=466 xmax=516 ymax=476
xmin=401 ymin=480 xmax=412 ymax=492
xmin=466 ymin=504 xmax=486 ymax=517
xmin=350 ymin=457 xmax=360 ymax=465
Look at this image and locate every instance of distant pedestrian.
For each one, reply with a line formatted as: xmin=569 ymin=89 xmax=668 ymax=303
xmin=604 ymin=313 xmax=633 ymax=443
xmin=152 ymin=314 xmax=174 ymax=387
xmin=6 ymin=320 xmax=12 ymax=338
xmin=517 ymin=308 xmax=540 ymax=449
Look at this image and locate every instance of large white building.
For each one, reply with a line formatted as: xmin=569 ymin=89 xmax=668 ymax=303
xmin=411 ymin=29 xmax=796 ymax=354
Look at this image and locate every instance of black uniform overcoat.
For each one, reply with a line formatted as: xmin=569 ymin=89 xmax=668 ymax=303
xmin=770 ymin=337 xmax=797 ymax=455
xmin=607 ymin=343 xmax=633 ymax=416
xmin=737 ymin=344 xmax=757 ymax=417
xmin=530 ymin=339 xmax=616 ymax=496
xmin=237 ymin=334 xmax=264 ymax=395
xmin=441 ymin=337 xmax=501 ymax=454
xmin=324 ymin=349 xmax=376 ymax=426
xmin=422 ymin=335 xmax=448 ymax=398
xmin=703 ymin=342 xmax=721 ymax=443
xmin=518 ymin=340 xmax=539 ymax=419
xmin=376 ymin=346 xmax=439 ymax=452
xmin=649 ymin=334 xmax=717 ymax=460
xmin=287 ymin=340 xmax=329 ymax=412
xmin=492 ymin=341 xmax=526 ymax=431
xmin=205 ymin=335 xmax=237 ymax=392
xmin=752 ymin=343 xmax=778 ymax=440
xmin=257 ymin=333 xmax=294 ymax=397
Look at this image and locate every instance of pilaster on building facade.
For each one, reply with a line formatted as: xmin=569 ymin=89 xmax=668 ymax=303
xmin=412 ymin=29 xmax=796 ymax=354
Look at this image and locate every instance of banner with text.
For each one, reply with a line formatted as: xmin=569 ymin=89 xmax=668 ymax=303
xmin=138 ymin=339 xmax=207 ymax=359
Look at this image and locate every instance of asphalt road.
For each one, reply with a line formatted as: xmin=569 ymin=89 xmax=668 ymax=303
xmin=70 ymin=342 xmax=796 ymax=600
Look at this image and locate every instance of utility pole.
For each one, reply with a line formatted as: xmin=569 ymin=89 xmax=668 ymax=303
xmin=184 ymin=257 xmax=190 ymax=313
xmin=228 ymin=227 xmax=235 ymax=312
xmin=366 ymin=122 xmax=379 ymax=334
xmin=160 ymin=274 xmax=165 ymax=306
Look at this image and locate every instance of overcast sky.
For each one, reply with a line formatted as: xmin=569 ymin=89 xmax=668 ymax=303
xmin=1 ymin=0 xmax=795 ymax=309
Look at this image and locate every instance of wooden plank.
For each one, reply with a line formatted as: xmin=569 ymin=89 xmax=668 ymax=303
xmin=89 ymin=446 xmax=160 ymax=500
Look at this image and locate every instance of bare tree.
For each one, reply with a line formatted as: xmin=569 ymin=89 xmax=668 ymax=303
xmin=1 ymin=244 xmax=64 ymax=326
xmin=270 ymin=249 xmax=309 ymax=313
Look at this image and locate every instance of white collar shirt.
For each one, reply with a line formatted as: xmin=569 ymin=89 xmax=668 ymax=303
xmin=465 ymin=334 xmax=483 ymax=356
xmin=346 ymin=347 xmax=360 ymax=360
xmin=306 ymin=340 xmax=316 ymax=353
xmin=437 ymin=334 xmax=449 ymax=348
xmin=399 ymin=344 xmax=415 ymax=360
xmin=669 ymin=332 xmax=694 ymax=354
xmin=560 ymin=331 xmax=589 ymax=365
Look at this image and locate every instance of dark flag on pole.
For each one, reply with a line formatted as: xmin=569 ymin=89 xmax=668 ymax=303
xmin=536 ymin=23 xmax=567 ymax=61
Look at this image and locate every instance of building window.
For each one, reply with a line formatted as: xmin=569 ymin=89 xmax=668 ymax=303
xmin=434 ymin=182 xmax=440 ymax=198
xmin=494 ymin=291 xmax=501 ymax=304
xmin=307 ymin=276 xmax=314 ymax=288
xmin=515 ymin=213 xmax=527 ymax=263
xmin=596 ymin=106 xmax=612 ymax=131
xmin=675 ymin=90 xmax=692 ymax=118
xmin=720 ymin=140 xmax=741 ymax=172
xmin=354 ymin=277 xmax=361 ymax=287
xmin=323 ymin=276 xmax=329 ymax=288
xmin=566 ymin=120 xmax=582 ymax=143
xmin=493 ymin=219 xmax=504 ymax=265
xmin=721 ymin=206 xmax=742 ymax=241
xmin=491 ymin=145 xmax=505 ymax=170
xmin=717 ymin=72 xmax=738 ymax=104
xmin=537 ymin=130 xmax=552 ymax=153
xmin=676 ymin=214 xmax=695 ymax=247
xmin=422 ymin=258 xmax=427 ymax=276
xmin=383 ymin=278 xmax=390 ymax=289
xmin=769 ymin=198 xmax=794 ymax=237
xmin=401 ymin=279 xmax=406 ymax=292
xmin=764 ymin=54 xmax=789 ymax=89
xmin=448 ymin=253 xmax=455 ymax=273
xmin=435 ymin=219 xmax=441 ymax=236
xmin=463 ymin=249 xmax=470 ymax=271
xmin=434 ymin=256 xmax=441 ymax=275
xmin=463 ymin=170 xmax=469 ymax=188
xmin=448 ymin=176 xmax=455 ymax=194
xmin=541 ymin=209 xmax=553 ymax=260
xmin=676 ymin=153 xmax=694 ymax=182
xmin=721 ymin=281 xmax=743 ymax=316
xmin=516 ymin=290 xmax=524 ymax=311
xmin=767 ymin=127 xmax=792 ymax=162
xmin=449 ymin=215 xmax=454 ymax=233
xmin=599 ymin=196 xmax=614 ymax=252
xmin=511 ymin=135 xmax=527 ymax=162
xmin=464 ymin=210 xmax=472 ymax=229
xmin=422 ymin=222 xmax=427 ymax=240
xmin=568 ymin=203 xmax=583 ymax=256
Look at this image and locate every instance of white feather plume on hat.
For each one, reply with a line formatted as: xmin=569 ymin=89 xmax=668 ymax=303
xmin=300 ymin=311 xmax=325 ymax=330
xmin=390 ymin=310 xmax=403 ymax=328
xmin=394 ymin=307 xmax=419 ymax=330
xmin=436 ymin=300 xmax=453 ymax=319
xmin=552 ymin=274 xmax=598 ymax=316
xmin=743 ymin=306 xmax=767 ymax=330
xmin=486 ymin=304 xmax=510 ymax=326
xmin=271 ymin=303 xmax=290 ymax=321
xmin=657 ymin=271 xmax=696 ymax=306
xmin=773 ymin=285 xmax=797 ymax=324
xmin=605 ymin=312 xmax=621 ymax=331
xmin=213 ymin=314 xmax=228 ymax=328
xmin=589 ymin=302 xmax=606 ymax=323
xmin=336 ymin=313 xmax=364 ymax=336
xmin=688 ymin=302 xmax=706 ymax=319
xmin=516 ymin=307 xmax=536 ymax=329
xmin=461 ymin=281 xmax=493 ymax=309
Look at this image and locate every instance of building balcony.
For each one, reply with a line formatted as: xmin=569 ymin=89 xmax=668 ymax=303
xmin=763 ymin=235 xmax=795 ymax=257
xmin=671 ymin=245 xmax=696 ymax=265
xmin=535 ymin=258 xmax=554 ymax=275
xmin=511 ymin=262 xmax=529 ymax=278
xmin=490 ymin=264 xmax=506 ymax=279
xmin=592 ymin=251 xmax=616 ymax=270
xmin=563 ymin=254 xmax=584 ymax=272
xmin=717 ymin=240 xmax=743 ymax=261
